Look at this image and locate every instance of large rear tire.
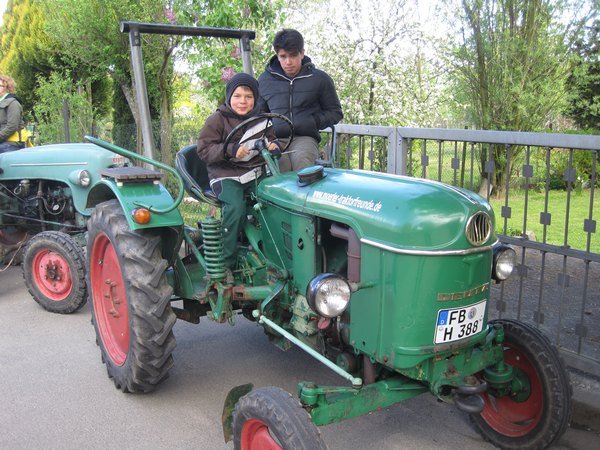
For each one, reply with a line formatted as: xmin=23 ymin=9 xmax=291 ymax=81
xmin=232 ymin=387 xmax=327 ymax=450
xmin=87 ymin=200 xmax=176 ymax=393
xmin=471 ymin=319 xmax=572 ymax=449
xmin=22 ymin=231 xmax=87 ymax=314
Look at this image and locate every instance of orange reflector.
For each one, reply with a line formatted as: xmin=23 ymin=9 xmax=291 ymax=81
xmin=132 ymin=208 xmax=151 ymax=224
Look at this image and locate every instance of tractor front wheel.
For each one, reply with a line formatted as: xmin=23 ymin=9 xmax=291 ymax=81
xmin=87 ymin=200 xmax=176 ymax=393
xmin=471 ymin=319 xmax=572 ymax=449
xmin=232 ymin=387 xmax=326 ymax=450
xmin=22 ymin=231 xmax=87 ymax=314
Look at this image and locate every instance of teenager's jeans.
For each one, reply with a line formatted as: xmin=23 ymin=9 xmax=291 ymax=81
xmin=277 ymin=136 xmax=319 ymax=172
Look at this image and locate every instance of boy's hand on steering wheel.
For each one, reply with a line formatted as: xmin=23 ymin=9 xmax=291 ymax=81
xmin=235 ymin=145 xmax=251 ymax=159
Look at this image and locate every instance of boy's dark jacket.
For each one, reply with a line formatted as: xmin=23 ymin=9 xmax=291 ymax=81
xmin=258 ymin=55 xmax=342 ymax=142
xmin=197 ymin=104 xmax=276 ymax=181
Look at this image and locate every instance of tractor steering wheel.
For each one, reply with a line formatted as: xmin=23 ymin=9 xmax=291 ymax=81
xmin=222 ymin=113 xmax=294 ymax=164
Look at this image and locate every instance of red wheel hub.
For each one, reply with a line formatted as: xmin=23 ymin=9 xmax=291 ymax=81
xmin=241 ymin=419 xmax=283 ymax=450
xmin=480 ymin=343 xmax=543 ymax=437
xmin=32 ymin=249 xmax=72 ymax=301
xmin=90 ymin=232 xmax=129 ymax=366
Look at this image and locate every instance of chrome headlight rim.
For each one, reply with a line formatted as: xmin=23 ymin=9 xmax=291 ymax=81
xmin=306 ymin=273 xmax=351 ymax=318
xmin=78 ymin=169 xmax=91 ymax=187
xmin=492 ymin=244 xmax=516 ymax=281
xmin=68 ymin=169 xmax=92 ymax=187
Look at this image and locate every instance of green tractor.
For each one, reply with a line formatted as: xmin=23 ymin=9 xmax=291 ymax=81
xmin=82 ymin=22 xmax=571 ymax=450
xmin=84 ymin=120 xmax=570 ymax=449
xmin=0 ymin=143 xmax=129 ymax=313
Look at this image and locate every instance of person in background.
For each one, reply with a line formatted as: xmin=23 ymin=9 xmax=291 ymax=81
xmin=258 ymin=28 xmax=342 ymax=172
xmin=197 ymin=72 xmax=280 ymax=271
xmin=0 ymin=75 xmax=25 ymax=154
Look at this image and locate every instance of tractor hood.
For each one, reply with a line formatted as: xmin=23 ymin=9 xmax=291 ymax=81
xmin=0 ymin=143 xmax=126 ymax=181
xmin=257 ymin=168 xmax=494 ymax=250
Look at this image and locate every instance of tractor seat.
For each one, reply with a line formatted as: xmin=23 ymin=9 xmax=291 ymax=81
xmin=175 ymin=144 xmax=220 ymax=207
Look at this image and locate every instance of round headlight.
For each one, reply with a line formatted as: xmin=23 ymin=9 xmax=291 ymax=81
xmin=68 ymin=169 xmax=91 ymax=187
xmin=492 ymin=246 xmax=516 ymax=281
xmin=307 ymin=274 xmax=351 ymax=318
xmin=78 ymin=170 xmax=91 ymax=187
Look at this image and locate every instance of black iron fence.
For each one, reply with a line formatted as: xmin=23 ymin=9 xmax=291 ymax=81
xmin=325 ymin=124 xmax=600 ymax=376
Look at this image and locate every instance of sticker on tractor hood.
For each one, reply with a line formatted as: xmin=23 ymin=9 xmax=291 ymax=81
xmin=312 ymin=190 xmax=382 ymax=212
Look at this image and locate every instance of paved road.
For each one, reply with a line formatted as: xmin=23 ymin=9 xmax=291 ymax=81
xmin=1 ymin=265 xmax=598 ymax=449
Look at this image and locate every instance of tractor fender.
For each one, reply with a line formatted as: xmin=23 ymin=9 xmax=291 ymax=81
xmin=85 ymin=179 xmax=184 ymax=263
xmin=86 ymin=178 xmax=184 ymax=231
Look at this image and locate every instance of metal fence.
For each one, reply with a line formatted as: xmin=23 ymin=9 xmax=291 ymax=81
xmin=325 ymin=124 xmax=600 ymax=376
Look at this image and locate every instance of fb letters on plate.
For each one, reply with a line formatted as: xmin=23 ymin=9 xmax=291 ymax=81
xmin=435 ymin=301 xmax=486 ymax=344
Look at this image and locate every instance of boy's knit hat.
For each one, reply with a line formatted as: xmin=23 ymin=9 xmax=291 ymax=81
xmin=225 ymin=72 xmax=259 ymax=110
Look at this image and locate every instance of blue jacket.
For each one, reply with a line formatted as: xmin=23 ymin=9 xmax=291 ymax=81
xmin=258 ymin=55 xmax=342 ymax=142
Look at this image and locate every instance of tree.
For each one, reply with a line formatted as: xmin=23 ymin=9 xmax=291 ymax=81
xmin=566 ymin=18 xmax=599 ymax=130
xmin=0 ymin=0 xmax=60 ymax=116
xmin=284 ymin=0 xmax=455 ymax=128
xmin=41 ymin=0 xmax=175 ymax=160
xmin=179 ymin=0 xmax=285 ymax=104
xmin=449 ymin=0 xmax=595 ymax=195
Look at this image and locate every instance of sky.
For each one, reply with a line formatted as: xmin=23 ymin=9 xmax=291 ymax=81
xmin=0 ymin=0 xmax=7 ymax=26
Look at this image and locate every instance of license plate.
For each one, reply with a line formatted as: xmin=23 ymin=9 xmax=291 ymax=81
xmin=434 ymin=301 xmax=486 ymax=344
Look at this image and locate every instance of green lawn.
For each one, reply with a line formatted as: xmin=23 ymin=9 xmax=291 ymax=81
xmin=488 ymin=189 xmax=598 ymax=253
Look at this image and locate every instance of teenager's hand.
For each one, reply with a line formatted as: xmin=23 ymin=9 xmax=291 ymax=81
xmin=268 ymin=141 xmax=280 ymax=152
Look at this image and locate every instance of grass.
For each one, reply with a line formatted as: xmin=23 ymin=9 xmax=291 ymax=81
xmin=488 ymin=189 xmax=598 ymax=253
xmin=178 ymin=199 xmax=214 ymax=227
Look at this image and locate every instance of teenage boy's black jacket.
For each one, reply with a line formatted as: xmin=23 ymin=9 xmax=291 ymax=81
xmin=258 ymin=55 xmax=342 ymax=142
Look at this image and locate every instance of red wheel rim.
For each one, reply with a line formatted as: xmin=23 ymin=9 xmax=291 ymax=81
xmin=90 ymin=232 xmax=129 ymax=366
xmin=480 ymin=342 xmax=543 ymax=437
xmin=241 ymin=419 xmax=283 ymax=450
xmin=31 ymin=248 xmax=73 ymax=301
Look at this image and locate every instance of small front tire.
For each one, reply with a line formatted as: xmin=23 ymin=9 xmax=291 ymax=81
xmin=232 ymin=387 xmax=327 ymax=450
xmin=471 ymin=319 xmax=572 ymax=449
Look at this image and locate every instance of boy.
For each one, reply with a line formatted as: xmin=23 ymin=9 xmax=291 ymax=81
xmin=197 ymin=72 xmax=279 ymax=270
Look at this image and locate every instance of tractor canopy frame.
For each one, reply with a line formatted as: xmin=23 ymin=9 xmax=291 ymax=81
xmin=120 ymin=21 xmax=256 ymax=162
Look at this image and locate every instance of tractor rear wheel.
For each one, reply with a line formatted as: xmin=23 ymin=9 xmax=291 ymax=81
xmin=22 ymin=231 xmax=87 ymax=314
xmin=471 ymin=319 xmax=572 ymax=449
xmin=87 ymin=200 xmax=176 ymax=393
xmin=232 ymin=387 xmax=326 ymax=450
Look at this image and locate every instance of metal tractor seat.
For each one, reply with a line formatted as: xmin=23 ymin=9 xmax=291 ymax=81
xmin=175 ymin=144 xmax=220 ymax=207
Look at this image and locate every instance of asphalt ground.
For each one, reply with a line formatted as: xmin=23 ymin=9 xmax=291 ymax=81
xmin=1 ymin=265 xmax=599 ymax=449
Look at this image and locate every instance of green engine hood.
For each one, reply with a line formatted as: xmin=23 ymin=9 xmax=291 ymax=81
xmin=257 ymin=168 xmax=494 ymax=250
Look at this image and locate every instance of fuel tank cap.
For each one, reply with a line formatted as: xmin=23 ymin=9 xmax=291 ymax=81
xmin=297 ymin=165 xmax=325 ymax=186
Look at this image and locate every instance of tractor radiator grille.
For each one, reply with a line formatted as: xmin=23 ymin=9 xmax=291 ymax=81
xmin=466 ymin=211 xmax=491 ymax=246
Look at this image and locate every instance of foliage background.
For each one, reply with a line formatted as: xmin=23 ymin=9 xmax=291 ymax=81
xmin=0 ymin=0 xmax=597 ymax=176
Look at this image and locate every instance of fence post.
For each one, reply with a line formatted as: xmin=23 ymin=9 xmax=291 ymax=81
xmin=390 ymin=128 xmax=407 ymax=175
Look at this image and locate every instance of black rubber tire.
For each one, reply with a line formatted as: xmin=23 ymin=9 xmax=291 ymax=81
xmin=22 ymin=231 xmax=87 ymax=314
xmin=86 ymin=200 xmax=176 ymax=393
xmin=232 ymin=386 xmax=327 ymax=450
xmin=471 ymin=319 xmax=572 ymax=449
